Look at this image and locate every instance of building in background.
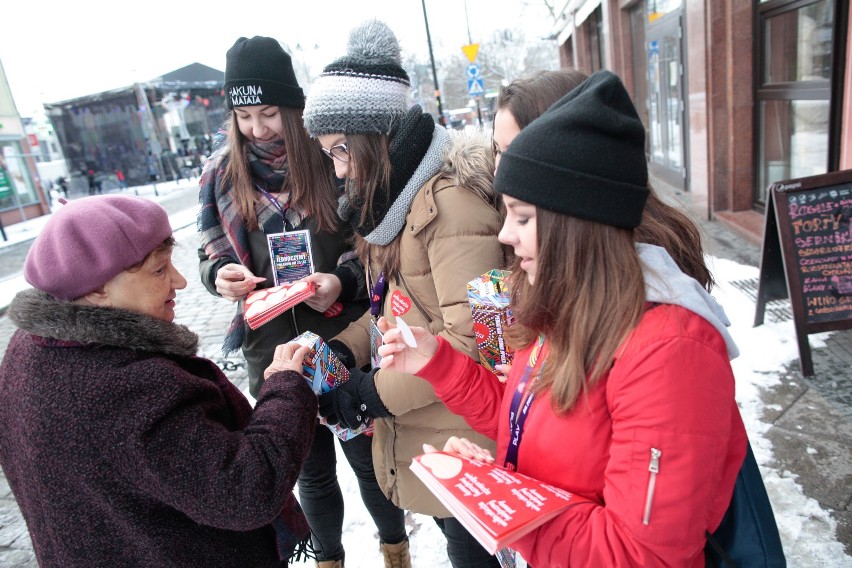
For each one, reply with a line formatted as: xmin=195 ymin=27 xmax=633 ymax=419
xmin=0 ymin=58 xmax=51 ymax=228
xmin=44 ymin=63 xmax=227 ymax=191
xmin=553 ymin=0 xmax=850 ymax=243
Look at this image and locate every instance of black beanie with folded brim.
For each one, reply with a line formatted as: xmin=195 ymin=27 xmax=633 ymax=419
xmin=224 ymin=36 xmax=305 ymax=110
xmin=494 ymin=70 xmax=649 ymax=229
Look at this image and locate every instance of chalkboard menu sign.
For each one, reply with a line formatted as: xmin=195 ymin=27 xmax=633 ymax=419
xmin=754 ymin=169 xmax=852 ymax=376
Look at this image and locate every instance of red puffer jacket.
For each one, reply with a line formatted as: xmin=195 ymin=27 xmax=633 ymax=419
xmin=418 ymin=303 xmax=747 ymax=567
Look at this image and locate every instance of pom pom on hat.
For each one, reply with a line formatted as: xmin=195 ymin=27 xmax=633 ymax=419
xmin=224 ymin=36 xmax=305 ymax=110
xmin=494 ymin=70 xmax=649 ymax=229
xmin=24 ymin=195 xmax=173 ymax=300
xmin=303 ymin=19 xmax=410 ymax=137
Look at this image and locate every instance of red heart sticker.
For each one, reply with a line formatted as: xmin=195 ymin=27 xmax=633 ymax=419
xmin=474 ymin=322 xmax=490 ymax=344
xmin=390 ymin=290 xmax=412 ymax=317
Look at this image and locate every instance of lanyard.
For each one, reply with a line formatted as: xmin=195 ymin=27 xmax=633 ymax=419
xmin=371 ymin=271 xmax=387 ymax=317
xmin=255 ymin=184 xmax=288 ymax=220
xmin=504 ymin=334 xmax=546 ymax=471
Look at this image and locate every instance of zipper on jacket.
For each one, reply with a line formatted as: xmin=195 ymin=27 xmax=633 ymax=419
xmin=642 ymin=447 xmax=661 ymax=526
xmin=396 ymin=273 xmax=433 ymax=323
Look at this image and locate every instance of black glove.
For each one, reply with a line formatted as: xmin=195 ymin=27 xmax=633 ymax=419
xmin=318 ymin=367 xmax=391 ymax=431
xmin=327 ymin=340 xmax=356 ymax=369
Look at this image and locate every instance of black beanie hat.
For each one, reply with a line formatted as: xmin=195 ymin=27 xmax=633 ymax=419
xmin=494 ymin=70 xmax=649 ymax=229
xmin=224 ymin=36 xmax=305 ymax=110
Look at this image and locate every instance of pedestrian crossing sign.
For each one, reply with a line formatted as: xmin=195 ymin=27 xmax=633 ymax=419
xmin=467 ymin=78 xmax=485 ymax=97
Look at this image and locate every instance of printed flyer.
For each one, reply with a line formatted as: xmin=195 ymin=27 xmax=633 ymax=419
xmin=268 ymin=230 xmax=314 ymax=286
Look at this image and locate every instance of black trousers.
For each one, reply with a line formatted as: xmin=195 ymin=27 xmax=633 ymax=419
xmin=298 ymin=424 xmax=407 ymax=561
xmin=434 ymin=516 xmax=501 ymax=568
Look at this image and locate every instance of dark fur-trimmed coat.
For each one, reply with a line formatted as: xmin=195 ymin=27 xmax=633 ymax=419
xmin=0 ymin=289 xmax=317 ymax=567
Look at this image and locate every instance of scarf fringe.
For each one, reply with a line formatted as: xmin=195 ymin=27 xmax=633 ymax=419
xmin=222 ymin=311 xmax=247 ymax=356
xmin=281 ymin=536 xmax=316 ymax=566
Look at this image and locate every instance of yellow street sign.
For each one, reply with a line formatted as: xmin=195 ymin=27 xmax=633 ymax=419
xmin=462 ymin=43 xmax=480 ymax=63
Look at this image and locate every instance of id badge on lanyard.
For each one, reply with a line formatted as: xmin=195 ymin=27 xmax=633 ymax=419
xmin=369 ymin=271 xmax=388 ymax=368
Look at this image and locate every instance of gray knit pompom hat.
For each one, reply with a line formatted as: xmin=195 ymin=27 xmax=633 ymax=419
xmin=304 ymin=19 xmax=410 ymax=137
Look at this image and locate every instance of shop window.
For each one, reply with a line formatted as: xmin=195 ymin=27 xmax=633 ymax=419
xmin=755 ymin=0 xmax=835 ymax=204
xmin=0 ymin=143 xmax=39 ymax=211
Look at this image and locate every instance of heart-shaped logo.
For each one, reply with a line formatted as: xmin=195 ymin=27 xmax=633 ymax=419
xmin=390 ymin=290 xmax=412 ymax=317
xmin=474 ymin=322 xmax=490 ymax=344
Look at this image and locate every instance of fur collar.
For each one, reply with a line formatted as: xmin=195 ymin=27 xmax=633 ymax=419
xmin=8 ymin=289 xmax=199 ymax=358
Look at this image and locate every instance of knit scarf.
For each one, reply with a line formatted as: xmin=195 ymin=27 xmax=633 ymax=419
xmin=197 ymin=139 xmax=304 ymax=355
xmin=337 ymin=105 xmax=451 ymax=245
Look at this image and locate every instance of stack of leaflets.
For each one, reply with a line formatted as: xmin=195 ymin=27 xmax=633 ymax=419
xmin=292 ymin=331 xmax=373 ymax=441
xmin=244 ymin=281 xmax=316 ymax=330
xmin=467 ymin=269 xmax=515 ymax=374
xmin=410 ymin=451 xmax=592 ymax=555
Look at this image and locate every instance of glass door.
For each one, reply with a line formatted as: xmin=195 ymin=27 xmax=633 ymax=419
xmin=646 ymin=11 xmax=686 ymax=189
xmin=755 ymin=0 xmax=835 ymax=205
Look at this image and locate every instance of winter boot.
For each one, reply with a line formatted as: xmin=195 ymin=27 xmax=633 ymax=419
xmin=316 ymin=560 xmax=343 ymax=568
xmin=380 ymin=537 xmax=411 ymax=568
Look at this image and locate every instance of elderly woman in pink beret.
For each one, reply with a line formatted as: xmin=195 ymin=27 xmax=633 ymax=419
xmin=0 ymin=195 xmax=316 ymax=568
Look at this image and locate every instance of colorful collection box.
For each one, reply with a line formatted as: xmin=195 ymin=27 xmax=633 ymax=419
xmin=467 ymin=269 xmax=515 ymax=374
xmin=292 ymin=331 xmax=372 ymax=440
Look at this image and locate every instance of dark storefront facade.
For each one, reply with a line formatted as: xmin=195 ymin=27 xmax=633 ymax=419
xmin=556 ymin=0 xmax=850 ymax=243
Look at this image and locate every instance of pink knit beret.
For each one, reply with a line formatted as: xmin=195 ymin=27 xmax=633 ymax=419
xmin=24 ymin=195 xmax=173 ymax=300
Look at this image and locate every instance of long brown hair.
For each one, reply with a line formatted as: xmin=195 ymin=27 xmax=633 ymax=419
xmin=506 ymin=212 xmax=645 ymax=413
xmin=223 ymin=107 xmax=339 ymax=232
xmin=345 ymin=133 xmax=404 ymax=277
xmin=496 ymin=69 xmax=713 ymax=290
xmin=495 ymin=69 xmax=591 ymax=131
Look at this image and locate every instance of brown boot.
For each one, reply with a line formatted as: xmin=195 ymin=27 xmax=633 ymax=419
xmin=380 ymin=538 xmax=411 ymax=568
xmin=316 ymin=560 xmax=343 ymax=568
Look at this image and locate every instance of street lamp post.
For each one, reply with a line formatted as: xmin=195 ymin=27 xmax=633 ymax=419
xmin=421 ymin=0 xmax=445 ymax=125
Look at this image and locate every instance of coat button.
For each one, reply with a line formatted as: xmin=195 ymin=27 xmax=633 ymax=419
xmin=390 ymin=468 xmax=396 ymax=475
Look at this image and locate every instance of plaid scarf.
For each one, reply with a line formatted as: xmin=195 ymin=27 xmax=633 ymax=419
xmin=198 ymin=139 xmax=304 ymax=354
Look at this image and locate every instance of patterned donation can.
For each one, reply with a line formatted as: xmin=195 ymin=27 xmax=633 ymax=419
xmin=467 ymin=269 xmax=515 ymax=374
xmin=292 ymin=331 xmax=373 ymax=440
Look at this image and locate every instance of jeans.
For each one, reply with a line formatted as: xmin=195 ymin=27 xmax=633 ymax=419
xmin=434 ymin=516 xmax=501 ymax=568
xmin=298 ymin=424 xmax=406 ymax=561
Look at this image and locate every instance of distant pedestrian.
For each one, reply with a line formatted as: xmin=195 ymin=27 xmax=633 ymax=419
xmin=0 ymin=194 xmax=317 ymax=567
xmin=55 ymin=175 xmax=68 ymax=197
xmin=115 ymin=168 xmax=128 ymax=190
xmin=86 ymin=168 xmax=97 ymax=195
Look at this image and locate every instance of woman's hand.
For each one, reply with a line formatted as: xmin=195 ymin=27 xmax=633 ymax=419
xmin=423 ymin=436 xmax=495 ymax=464
xmin=300 ymin=272 xmax=342 ymax=312
xmin=215 ymin=264 xmax=265 ymax=302
xmin=494 ymin=363 xmax=512 ymax=383
xmin=376 ymin=316 xmax=439 ymax=375
xmin=264 ymin=342 xmax=311 ymax=379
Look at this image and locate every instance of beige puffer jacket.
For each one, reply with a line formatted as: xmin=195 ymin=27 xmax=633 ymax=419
xmin=333 ymin=129 xmax=505 ymax=517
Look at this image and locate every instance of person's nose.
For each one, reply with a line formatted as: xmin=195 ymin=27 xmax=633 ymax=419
xmin=172 ymin=266 xmax=188 ymax=290
xmin=498 ymin=221 xmax=514 ymax=246
xmin=252 ymin=121 xmax=268 ymax=140
xmin=333 ymin=160 xmax=349 ymax=180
